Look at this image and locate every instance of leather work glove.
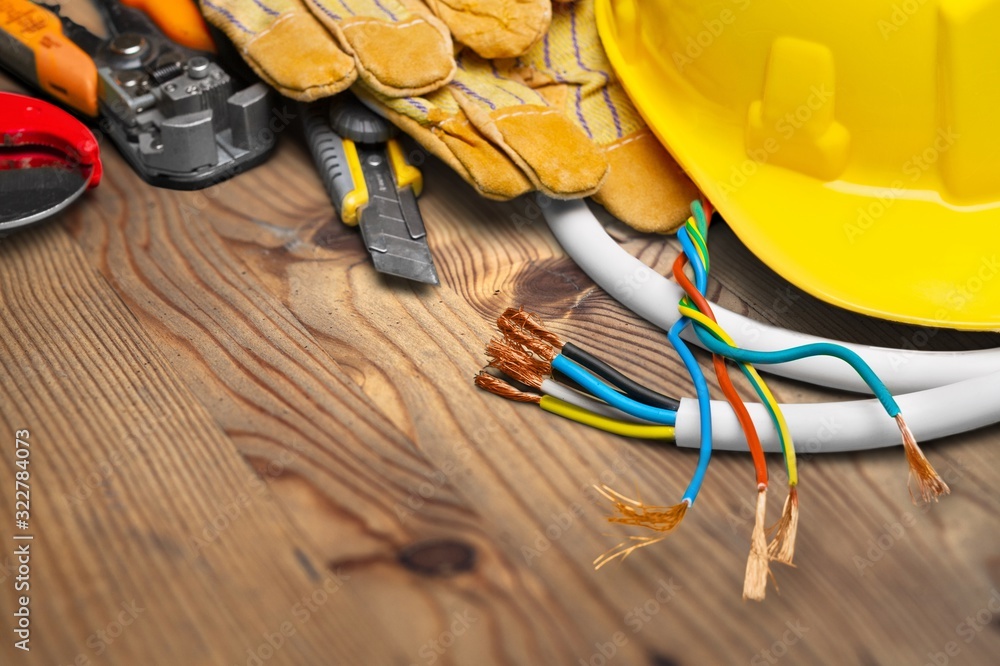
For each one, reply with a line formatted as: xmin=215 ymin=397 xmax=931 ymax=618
xmin=200 ymin=0 xmax=457 ymax=99
xmin=523 ymin=0 xmax=700 ymax=232
xmin=357 ymin=0 xmax=699 ymax=229
xmin=202 ymin=0 xmax=698 ymax=231
xmin=199 ymin=0 xmax=560 ymax=100
xmin=355 ymin=51 xmax=611 ymax=200
xmin=421 ymin=0 xmax=559 ymax=59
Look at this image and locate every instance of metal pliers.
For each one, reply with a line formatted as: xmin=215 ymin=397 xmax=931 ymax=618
xmin=0 ymin=0 xmax=274 ymax=189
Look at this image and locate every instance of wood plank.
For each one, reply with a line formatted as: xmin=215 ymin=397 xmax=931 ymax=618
xmin=0 ymin=223 xmax=399 ymax=665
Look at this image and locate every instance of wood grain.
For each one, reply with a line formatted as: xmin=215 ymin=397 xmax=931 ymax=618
xmin=2 ymin=71 xmax=1000 ymax=666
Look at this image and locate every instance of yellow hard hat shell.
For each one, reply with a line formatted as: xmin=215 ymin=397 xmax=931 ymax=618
xmin=596 ymin=0 xmax=1000 ymax=330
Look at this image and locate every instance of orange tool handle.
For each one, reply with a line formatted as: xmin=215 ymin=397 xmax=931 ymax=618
xmin=0 ymin=0 xmax=98 ymax=116
xmin=119 ymin=0 xmax=216 ymax=52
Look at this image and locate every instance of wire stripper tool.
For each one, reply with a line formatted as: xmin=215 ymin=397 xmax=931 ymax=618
xmin=0 ymin=0 xmax=274 ymax=189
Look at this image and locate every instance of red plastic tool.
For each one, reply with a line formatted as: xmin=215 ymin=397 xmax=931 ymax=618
xmin=1 ymin=91 xmax=102 ymax=232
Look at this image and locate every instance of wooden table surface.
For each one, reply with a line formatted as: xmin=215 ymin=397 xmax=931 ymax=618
xmin=2 ymin=73 xmax=1000 ymax=666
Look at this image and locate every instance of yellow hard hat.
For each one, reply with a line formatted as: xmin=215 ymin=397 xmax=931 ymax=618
xmin=596 ymin=0 xmax=1000 ymax=330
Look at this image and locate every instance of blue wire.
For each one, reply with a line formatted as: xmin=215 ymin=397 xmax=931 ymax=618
xmin=690 ymin=327 xmax=900 ymax=416
xmin=679 ymin=213 xmax=900 ymax=417
xmin=668 ymin=317 xmax=712 ymax=504
xmin=679 ymin=214 xmax=799 ymax=477
xmin=550 ymin=355 xmax=677 ymax=425
xmin=666 ymin=205 xmax=715 ymax=504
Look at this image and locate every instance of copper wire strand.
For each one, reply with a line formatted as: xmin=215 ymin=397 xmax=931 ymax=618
xmin=485 ymin=338 xmax=548 ymax=389
xmin=594 ymin=535 xmax=668 ymax=570
xmin=500 ymin=307 xmax=563 ymax=348
xmin=743 ymin=486 xmax=771 ymax=601
xmin=474 ymin=372 xmax=541 ymax=403
xmin=591 ymin=484 xmax=689 ymax=570
xmin=767 ymin=486 xmax=799 ymax=566
xmin=896 ymin=414 xmax=950 ymax=503
xmin=499 ymin=321 xmax=559 ymax=361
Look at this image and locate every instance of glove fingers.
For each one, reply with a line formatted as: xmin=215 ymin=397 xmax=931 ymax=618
xmin=304 ymin=0 xmax=455 ymax=96
xmin=356 ymin=87 xmax=533 ymax=199
xmin=592 ymin=130 xmax=701 ymax=233
xmin=422 ymin=0 xmax=551 ymax=59
xmin=200 ymin=0 xmax=355 ymax=100
xmin=450 ymin=58 xmax=608 ymax=199
xmin=519 ymin=0 xmax=696 ymax=230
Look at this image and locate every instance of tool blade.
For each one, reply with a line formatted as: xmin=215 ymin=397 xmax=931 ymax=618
xmin=0 ymin=166 xmax=90 ymax=233
xmin=356 ymin=146 xmax=440 ymax=285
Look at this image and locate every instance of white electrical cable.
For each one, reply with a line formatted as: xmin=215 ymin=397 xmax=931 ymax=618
xmin=543 ymin=198 xmax=1000 ymax=451
xmin=544 ymin=198 xmax=1000 ymax=394
xmin=540 ymin=379 xmax=655 ymax=425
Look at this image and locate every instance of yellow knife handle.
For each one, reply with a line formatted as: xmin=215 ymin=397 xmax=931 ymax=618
xmin=386 ymin=138 xmax=423 ymax=197
xmin=0 ymin=0 xmax=98 ymax=116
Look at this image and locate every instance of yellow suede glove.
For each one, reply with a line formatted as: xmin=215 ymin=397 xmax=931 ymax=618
xmin=359 ymin=0 xmax=698 ymax=230
xmin=357 ymin=50 xmax=609 ymax=200
xmin=515 ymin=0 xmax=700 ymax=232
xmin=200 ymin=0 xmax=456 ymax=99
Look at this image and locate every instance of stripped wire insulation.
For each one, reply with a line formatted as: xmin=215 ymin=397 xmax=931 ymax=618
xmin=676 ymin=207 xmax=801 ymax=570
xmin=671 ymin=230 xmax=772 ymax=599
xmin=474 ymin=373 xmax=676 ymax=440
xmin=476 ymin=205 xmax=949 ymax=597
xmin=679 ymin=202 xmax=947 ymax=501
xmin=484 ymin=319 xmax=697 ymax=565
xmin=499 ymin=308 xmax=681 ymax=411
xmin=491 ymin=313 xmax=709 ymax=563
xmin=678 ymin=304 xmax=950 ymax=503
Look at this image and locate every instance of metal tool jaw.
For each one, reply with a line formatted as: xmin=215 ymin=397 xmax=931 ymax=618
xmin=0 ymin=0 xmax=274 ymax=189
xmin=88 ymin=1 xmax=274 ymax=188
xmin=302 ymin=95 xmax=440 ymax=285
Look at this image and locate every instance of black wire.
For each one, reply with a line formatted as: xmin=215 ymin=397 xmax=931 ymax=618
xmin=561 ymin=342 xmax=681 ymax=412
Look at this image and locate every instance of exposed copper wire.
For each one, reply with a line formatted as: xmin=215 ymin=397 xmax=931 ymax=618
xmin=485 ymin=337 xmax=550 ymax=374
xmin=743 ymin=486 xmax=771 ymax=601
xmin=500 ymin=307 xmax=563 ymax=348
xmin=485 ymin=338 xmax=548 ymax=389
xmin=897 ymin=414 xmax=950 ymax=503
xmin=594 ymin=534 xmax=667 ymax=570
xmin=592 ymin=485 xmax=688 ymax=569
xmin=767 ymin=487 xmax=799 ymax=566
xmin=500 ymin=324 xmax=558 ymax=361
xmin=474 ymin=372 xmax=541 ymax=403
